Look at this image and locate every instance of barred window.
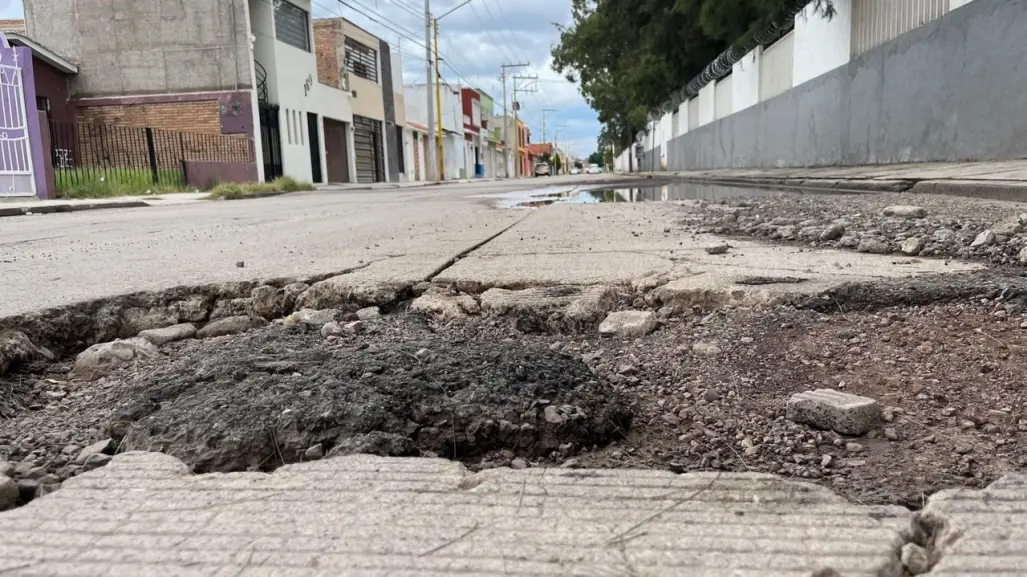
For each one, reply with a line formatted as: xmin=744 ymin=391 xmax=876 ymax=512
xmin=344 ymin=38 xmax=378 ymax=83
xmin=275 ymin=1 xmax=310 ymax=52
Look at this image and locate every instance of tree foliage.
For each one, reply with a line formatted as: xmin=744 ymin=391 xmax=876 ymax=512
xmin=587 ymin=151 xmax=604 ymax=165
xmin=553 ymin=0 xmax=833 ymax=148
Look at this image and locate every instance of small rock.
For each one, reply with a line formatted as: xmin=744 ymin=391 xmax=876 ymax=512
xmin=544 ymin=405 xmax=565 ymax=424
xmin=1018 ymin=246 xmax=1027 ymax=264
xmin=954 ymin=443 xmax=973 ymax=455
xmin=0 ymin=330 xmax=47 ymax=375
xmin=820 ymin=454 xmax=833 ymax=468
xmin=703 ymin=389 xmax=721 ymax=403
xmin=857 ymin=237 xmax=890 ymax=254
xmin=598 ymin=311 xmax=657 ymax=338
xmin=970 ymin=230 xmax=996 ymax=248
xmin=882 ymin=205 xmax=927 ymax=219
xmin=845 ymin=442 xmax=864 ymax=453
xmin=250 ymin=285 xmax=289 ymax=319
xmin=819 ymin=223 xmax=845 ymax=241
xmin=787 ymin=389 xmax=881 ymax=436
xmin=82 ymin=453 xmax=112 ymax=471
xmin=24 ymin=466 xmax=47 ymax=480
xmin=284 ymin=308 xmax=342 ymax=327
xmin=692 ymin=342 xmax=722 ymax=356
xmin=356 ymin=306 xmax=381 ymax=320
xmin=0 ymin=475 xmax=18 ymax=510
xmin=900 ymin=542 xmax=931 ymax=574
xmin=900 ymin=236 xmax=926 ymax=256
xmin=13 ymin=460 xmax=36 ymax=477
xmin=740 ymin=337 xmax=754 ymax=344
xmin=197 ymin=316 xmax=266 ymax=339
xmin=344 ymin=321 xmax=365 ymax=335
xmin=320 ymin=321 xmax=345 ymax=338
xmin=559 ymin=458 xmax=580 ymax=469
xmin=933 ymin=228 xmax=957 ymax=243
xmin=71 ymin=337 xmax=159 ymax=381
xmin=75 ymin=439 xmax=112 ymax=465
xmin=0 ymin=461 xmax=14 ymax=477
xmin=303 ymin=444 xmax=324 ymax=460
xmin=16 ymin=479 xmax=38 ymax=503
xmin=884 ymin=427 xmax=899 ymax=441
xmin=704 ymin=242 xmax=730 ymax=255
xmin=236 ymin=261 xmax=245 ymax=268
xmin=510 ymin=458 xmax=528 ymax=470
xmin=138 ymin=323 xmax=197 ymax=346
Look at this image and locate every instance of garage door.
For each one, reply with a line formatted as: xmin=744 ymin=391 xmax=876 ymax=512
xmin=353 ymin=115 xmax=385 ymax=183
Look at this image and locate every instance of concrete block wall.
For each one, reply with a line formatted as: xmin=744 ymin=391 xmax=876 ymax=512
xmin=25 ymin=0 xmax=252 ymax=98
xmin=666 ymin=0 xmax=1020 ymax=170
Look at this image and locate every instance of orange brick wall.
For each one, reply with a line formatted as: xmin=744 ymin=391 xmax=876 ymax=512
xmin=314 ymin=20 xmax=342 ymax=89
xmin=0 ymin=19 xmax=25 ymax=33
xmin=76 ymin=100 xmax=222 ymax=135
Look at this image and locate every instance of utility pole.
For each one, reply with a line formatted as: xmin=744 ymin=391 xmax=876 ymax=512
xmin=424 ymin=0 xmax=436 ymax=181
xmin=434 ymin=19 xmax=444 ymax=180
xmin=511 ymin=74 xmax=537 ymax=178
xmin=541 ymin=108 xmax=556 ymax=145
xmin=500 ymin=63 xmax=527 ymax=178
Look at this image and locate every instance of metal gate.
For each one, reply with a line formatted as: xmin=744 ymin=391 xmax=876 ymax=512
xmin=353 ymin=115 xmax=384 ymax=183
xmin=0 ymin=41 xmax=35 ymax=196
xmin=258 ymin=103 xmax=283 ymax=181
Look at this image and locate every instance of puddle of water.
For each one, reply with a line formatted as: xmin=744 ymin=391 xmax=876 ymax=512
xmin=483 ymin=182 xmax=781 ymax=209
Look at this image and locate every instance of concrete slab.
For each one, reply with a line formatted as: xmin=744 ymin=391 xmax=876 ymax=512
xmin=435 ymin=204 xmax=980 ymax=298
xmin=0 ymin=452 xmax=914 ymax=576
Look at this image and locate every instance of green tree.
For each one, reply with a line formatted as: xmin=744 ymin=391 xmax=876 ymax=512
xmin=551 ymin=153 xmax=563 ymax=174
xmin=587 ymin=151 xmax=604 ymax=165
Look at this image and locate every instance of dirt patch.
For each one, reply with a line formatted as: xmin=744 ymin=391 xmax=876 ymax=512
xmin=112 ymin=320 xmax=632 ymax=473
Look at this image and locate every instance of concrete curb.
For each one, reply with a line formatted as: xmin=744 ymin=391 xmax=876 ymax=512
xmin=633 ymin=171 xmax=1027 ymax=201
xmin=0 ymin=200 xmax=150 ymax=218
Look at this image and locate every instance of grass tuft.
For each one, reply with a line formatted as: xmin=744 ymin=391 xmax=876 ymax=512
xmin=206 ymin=177 xmax=316 ymax=200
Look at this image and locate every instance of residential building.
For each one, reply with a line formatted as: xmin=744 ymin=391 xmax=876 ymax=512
xmin=477 ymin=91 xmax=502 ymax=178
xmin=404 ymin=121 xmax=429 ymax=182
xmin=23 ymin=0 xmax=356 ymax=184
xmin=1 ymin=26 xmax=77 ymax=124
xmin=460 ymin=88 xmax=483 ymax=178
xmin=314 ymin=17 xmax=405 ymax=183
xmin=517 ymin=120 xmax=532 ymax=177
xmin=404 ymin=82 xmax=465 ymax=180
xmin=491 ymin=114 xmax=519 ymax=178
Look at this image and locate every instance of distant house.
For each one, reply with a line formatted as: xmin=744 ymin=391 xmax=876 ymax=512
xmin=0 ymin=23 xmax=78 ymax=124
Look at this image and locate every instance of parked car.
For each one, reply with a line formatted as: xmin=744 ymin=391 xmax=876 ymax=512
xmin=587 ymin=164 xmax=602 ymax=174
xmin=570 ymin=167 xmax=581 ymax=175
xmin=534 ymin=162 xmax=551 ymax=177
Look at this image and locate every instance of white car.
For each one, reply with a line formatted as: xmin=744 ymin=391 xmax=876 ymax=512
xmin=570 ymin=167 xmax=581 ymax=175
xmin=587 ymin=164 xmax=602 ymax=174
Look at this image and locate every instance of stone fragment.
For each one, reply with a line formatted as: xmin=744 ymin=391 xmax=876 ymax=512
xmin=704 ymin=242 xmax=730 ymax=255
xmin=857 ymin=237 xmax=890 ymax=254
xmin=786 ymin=389 xmax=881 ymax=436
xmin=72 ymin=338 xmax=159 ymax=381
xmin=119 ymin=307 xmax=178 ymax=337
xmin=970 ymin=230 xmax=995 ymax=248
xmin=356 ymin=306 xmax=381 ymax=320
xmin=320 ymin=321 xmax=345 ymax=338
xmin=0 ymin=330 xmax=44 ymax=375
xmin=410 ymin=290 xmax=479 ymax=320
xmin=75 ymin=439 xmax=112 ymax=465
xmin=900 ymin=237 xmax=926 ymax=256
xmin=138 ymin=323 xmax=197 ymax=346
xmin=819 ymin=223 xmax=845 ymax=241
xmin=692 ymin=342 xmax=722 ymax=356
xmin=304 ymin=444 xmax=324 ymax=460
xmin=510 ymin=458 xmax=527 ymax=470
xmin=250 ymin=285 xmax=290 ymax=319
xmin=82 ymin=453 xmax=112 ymax=471
xmin=209 ymin=298 xmax=254 ymax=321
xmin=170 ymin=294 xmax=211 ymax=323
xmin=883 ymin=205 xmax=927 ymax=219
xmin=196 ymin=316 xmax=266 ymax=339
xmin=283 ymin=308 xmax=342 ymax=327
xmin=598 ymin=311 xmax=657 ymax=338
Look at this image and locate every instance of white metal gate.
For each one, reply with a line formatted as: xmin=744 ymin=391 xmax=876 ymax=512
xmin=0 ymin=41 xmax=36 ymax=197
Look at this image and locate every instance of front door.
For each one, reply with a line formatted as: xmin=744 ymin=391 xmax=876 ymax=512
xmin=323 ymin=118 xmax=350 ymax=183
xmin=307 ymin=112 xmax=322 ymax=184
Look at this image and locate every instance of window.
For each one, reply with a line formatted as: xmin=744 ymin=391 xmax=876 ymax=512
xmin=275 ymin=0 xmax=310 ymax=52
xmin=395 ymin=125 xmax=405 ymax=172
xmin=37 ymin=96 xmax=51 ymax=116
xmin=344 ymin=37 xmax=378 ymax=83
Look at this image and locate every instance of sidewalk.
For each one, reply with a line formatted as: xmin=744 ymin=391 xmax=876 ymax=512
xmin=0 ymin=451 xmax=1022 ymax=576
xmin=0 ymin=192 xmax=210 ymax=217
xmin=645 ymin=159 xmax=1027 ymax=200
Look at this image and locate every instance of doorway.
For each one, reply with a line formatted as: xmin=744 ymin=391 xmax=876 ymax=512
xmin=307 ymin=112 xmax=322 ymax=184
xmin=323 ymin=118 xmax=351 ymax=183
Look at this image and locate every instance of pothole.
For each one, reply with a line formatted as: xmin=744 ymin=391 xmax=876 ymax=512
xmin=111 ymin=323 xmax=633 ymax=473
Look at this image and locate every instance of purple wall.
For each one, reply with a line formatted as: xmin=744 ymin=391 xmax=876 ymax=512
xmin=0 ymin=34 xmax=49 ymax=198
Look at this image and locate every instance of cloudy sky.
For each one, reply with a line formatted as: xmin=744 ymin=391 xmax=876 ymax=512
xmin=0 ymin=0 xmax=599 ymax=158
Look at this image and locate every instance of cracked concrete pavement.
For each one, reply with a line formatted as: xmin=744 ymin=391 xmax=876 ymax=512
xmin=1 ymin=452 xmax=1023 ymax=576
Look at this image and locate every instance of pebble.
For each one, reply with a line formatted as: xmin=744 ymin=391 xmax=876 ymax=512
xmin=821 ymin=454 xmax=833 ymax=468
xmin=882 ymin=205 xmax=927 ymax=219
xmin=82 ymin=453 xmax=112 ymax=471
xmin=559 ymin=458 xmax=580 ymax=469
xmin=703 ymin=389 xmax=721 ymax=403
xmin=884 ymin=428 xmax=899 ymax=441
xmin=970 ymin=230 xmax=995 ymax=248
xmin=954 ymin=443 xmax=973 ymax=455
xmin=692 ymin=342 xmax=722 ymax=356
xmin=845 ymin=442 xmax=864 ymax=453
xmin=900 ymin=542 xmax=931 ymax=574
xmin=510 ymin=458 xmax=528 ymax=470
xmin=819 ymin=223 xmax=845 ymax=241
xmin=303 ymin=444 xmax=324 ymax=460
xmin=704 ymin=242 xmax=730 ymax=255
